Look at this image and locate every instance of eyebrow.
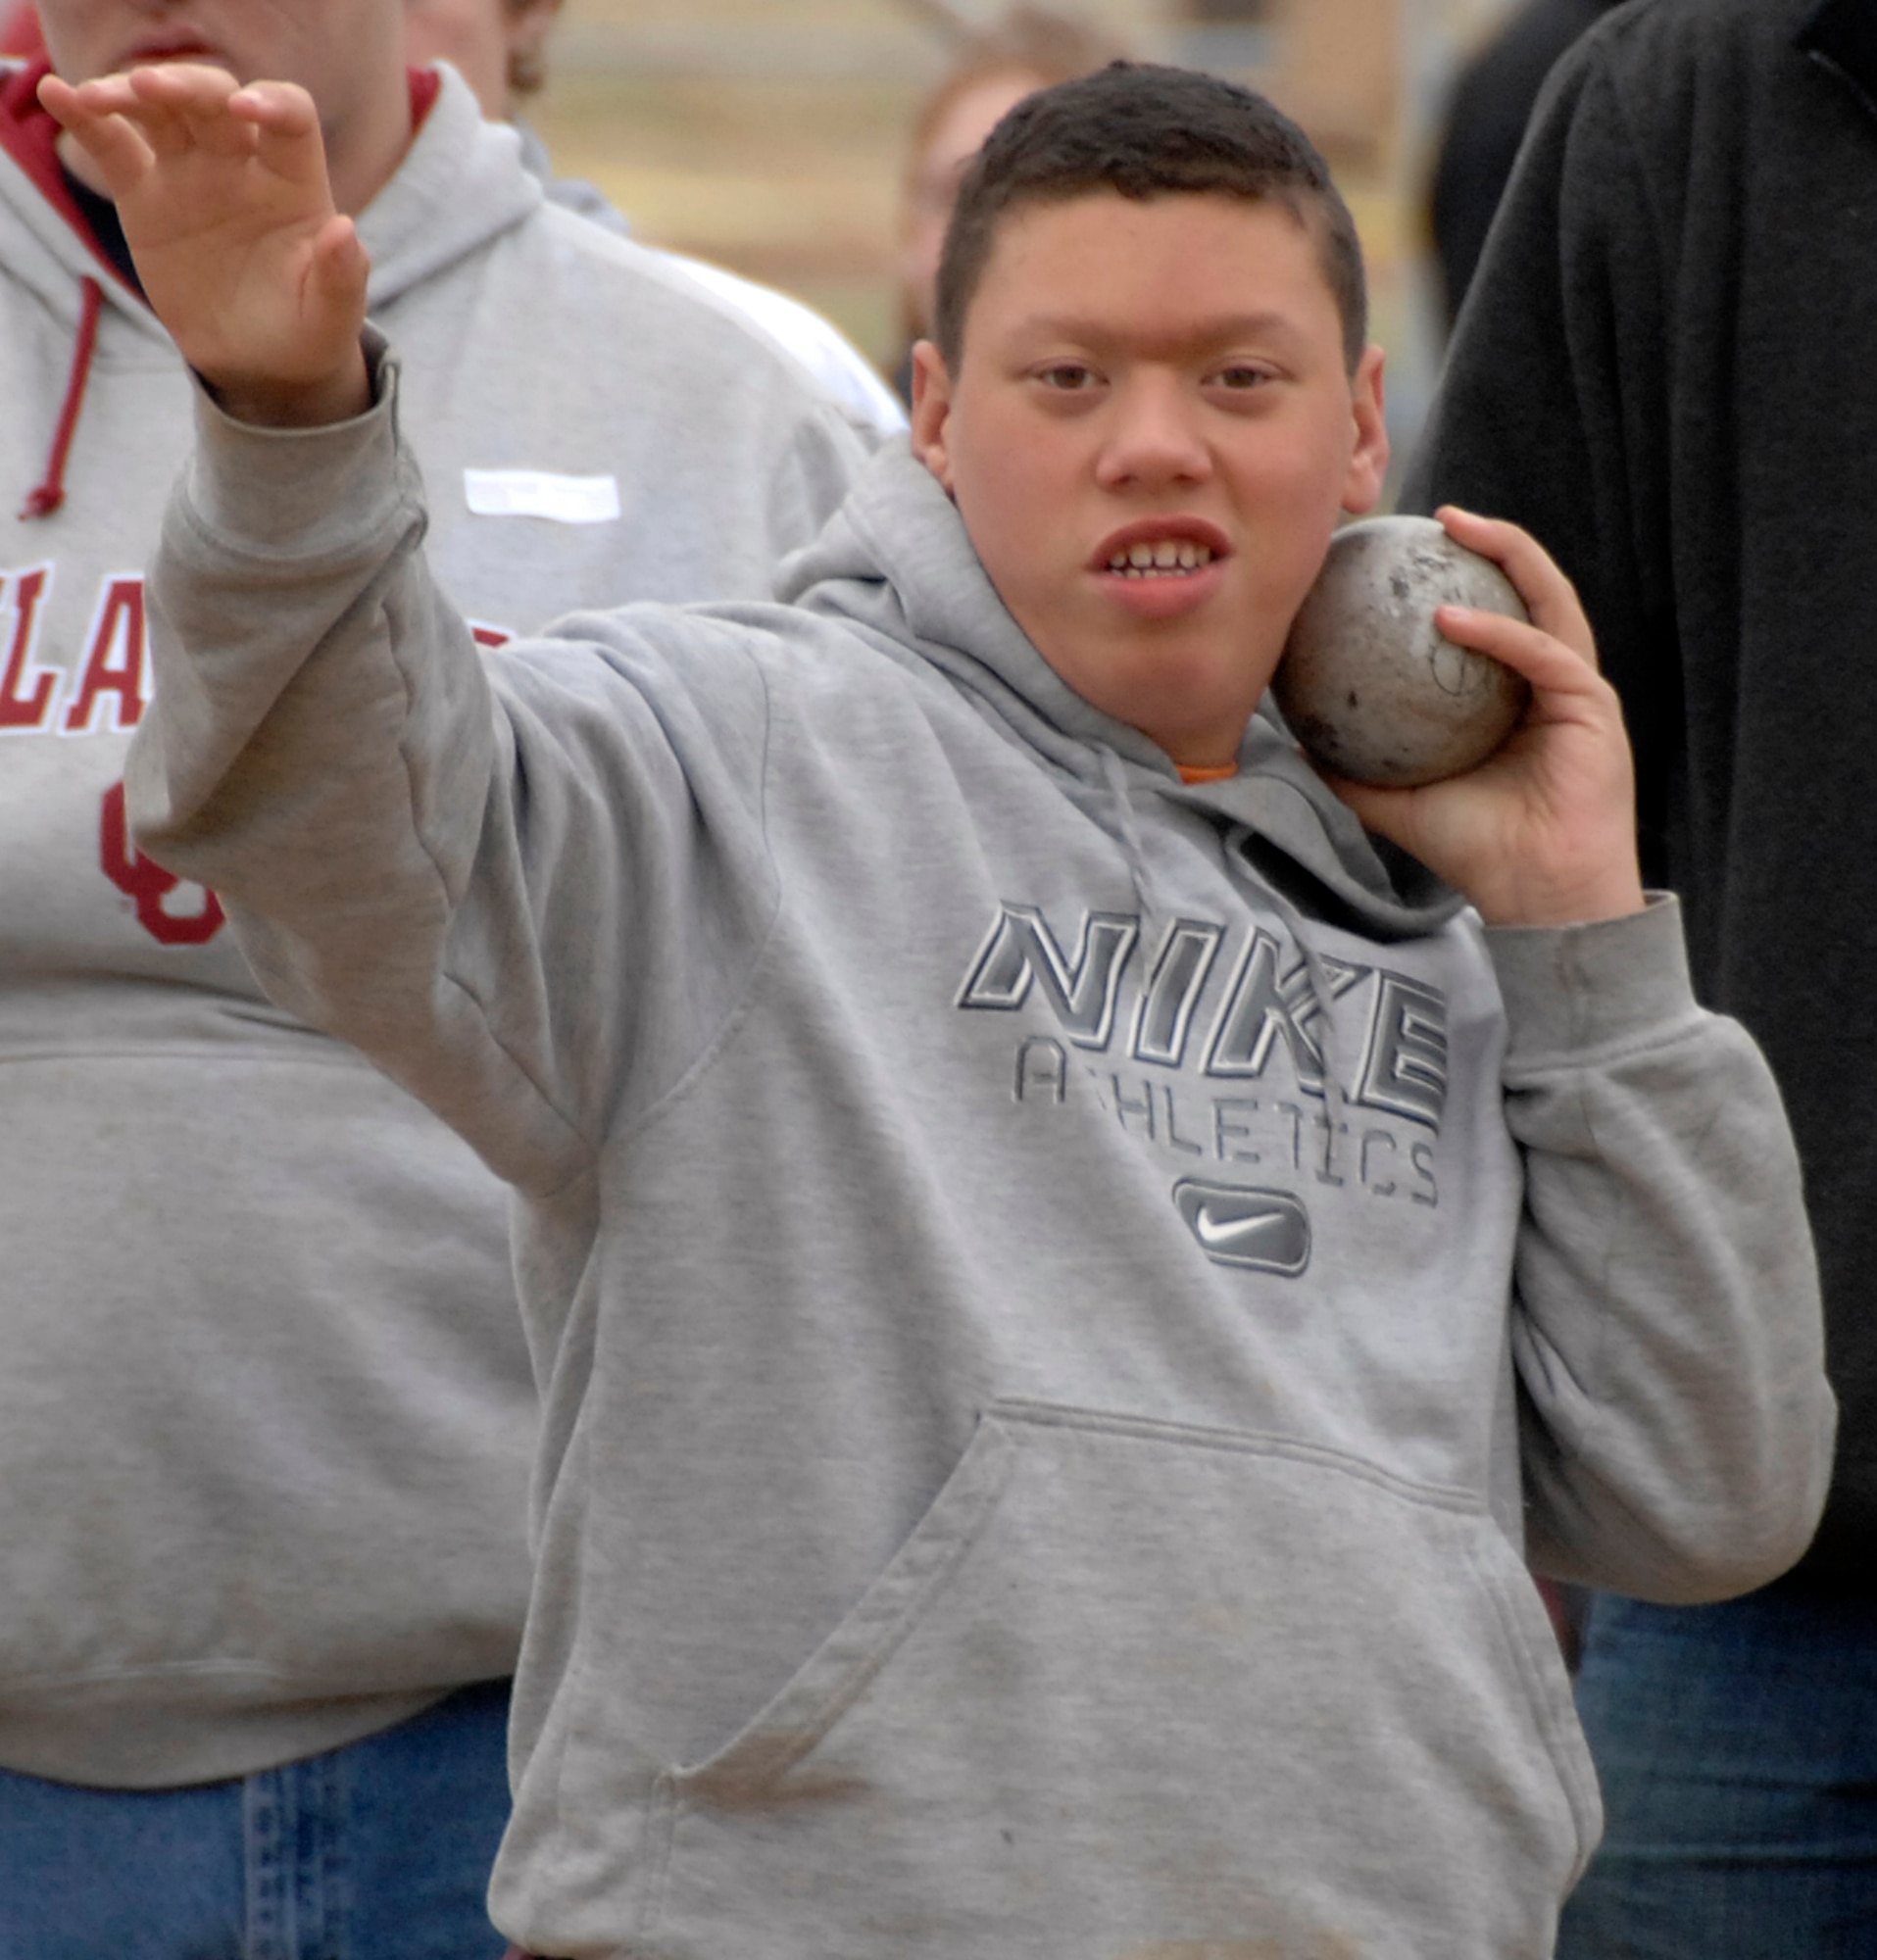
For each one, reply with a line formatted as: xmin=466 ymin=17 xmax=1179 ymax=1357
xmin=1004 ymin=310 xmax=1307 ymax=351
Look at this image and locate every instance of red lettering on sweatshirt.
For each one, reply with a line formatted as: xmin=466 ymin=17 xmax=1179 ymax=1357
xmin=0 ymin=565 xmax=56 ymax=729
xmin=64 ymin=576 xmax=147 ymax=734
xmin=99 ymin=780 xmax=225 ymax=946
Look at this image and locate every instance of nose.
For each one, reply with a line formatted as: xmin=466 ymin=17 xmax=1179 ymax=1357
xmin=1094 ymin=371 xmax=1212 ymax=491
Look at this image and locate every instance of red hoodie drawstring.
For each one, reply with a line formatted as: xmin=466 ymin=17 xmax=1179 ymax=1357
xmin=20 ymin=273 xmax=101 ymax=521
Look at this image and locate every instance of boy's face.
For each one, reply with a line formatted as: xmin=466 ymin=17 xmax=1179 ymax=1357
xmin=912 ymin=191 xmax=1387 ymax=770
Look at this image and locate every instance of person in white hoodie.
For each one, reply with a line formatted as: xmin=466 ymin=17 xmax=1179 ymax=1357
xmin=57 ymin=54 xmax=1834 ymax=1960
xmin=0 ymin=3 xmax=880 ymax=1955
xmin=397 ymin=0 xmax=908 ymax=432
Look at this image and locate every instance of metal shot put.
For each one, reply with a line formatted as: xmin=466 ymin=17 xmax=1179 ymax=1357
xmin=1276 ymin=514 xmax=1531 ymax=787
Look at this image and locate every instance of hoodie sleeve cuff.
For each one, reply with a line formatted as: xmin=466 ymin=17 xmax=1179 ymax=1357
xmin=183 ymin=326 xmax=411 ymax=558
xmin=1484 ymin=895 xmax=1702 ymax=1069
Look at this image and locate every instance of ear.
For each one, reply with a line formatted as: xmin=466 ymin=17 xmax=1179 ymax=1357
xmin=510 ymin=0 xmax=564 ymax=65
xmin=909 ymin=339 xmax=958 ymax=495
xmin=1340 ymin=343 xmax=1390 ymax=516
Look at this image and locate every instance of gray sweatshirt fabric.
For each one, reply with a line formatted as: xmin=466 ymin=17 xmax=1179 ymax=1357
xmin=506 ymin=110 xmax=907 ymax=438
xmin=0 ymin=61 xmax=874 ymax=1788
xmin=129 ymin=357 xmax=1833 ymax=1958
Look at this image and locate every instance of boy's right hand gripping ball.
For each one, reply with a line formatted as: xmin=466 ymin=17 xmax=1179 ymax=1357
xmin=1273 ymin=515 xmax=1532 ymax=787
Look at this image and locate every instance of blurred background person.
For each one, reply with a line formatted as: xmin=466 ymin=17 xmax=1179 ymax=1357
xmin=1408 ymin=0 xmax=1877 ymax=1947
xmin=1424 ymin=0 xmax=1622 ymax=330
xmin=0 ymin=1 xmax=877 ymax=1953
xmin=404 ymin=0 xmax=560 ymax=146
xmin=402 ymin=0 xmax=905 ymax=429
xmin=890 ymin=2 xmax=1129 ymax=396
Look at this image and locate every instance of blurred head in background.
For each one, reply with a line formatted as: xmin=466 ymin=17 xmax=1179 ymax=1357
xmin=403 ymin=0 xmax=561 ymax=120
xmin=898 ymin=5 xmax=1130 ymax=354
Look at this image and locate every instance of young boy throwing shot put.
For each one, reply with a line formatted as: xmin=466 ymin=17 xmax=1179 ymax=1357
xmin=48 ymin=57 xmax=1832 ymax=1960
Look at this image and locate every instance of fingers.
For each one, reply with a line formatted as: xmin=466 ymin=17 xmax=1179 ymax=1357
xmin=37 ymin=73 xmax=157 ymax=198
xmin=125 ymin=63 xmax=252 ymax=161
xmin=39 ymin=64 xmax=324 ymax=189
xmin=235 ymin=80 xmax=332 ymax=195
xmin=1431 ymin=604 xmax=1615 ymax=718
xmin=1436 ymin=505 xmax=1597 ymax=664
xmin=1309 ymin=509 xmax=1644 ymax=925
xmin=49 ymin=63 xmax=240 ymax=155
xmin=307 ymin=215 xmax=371 ymax=334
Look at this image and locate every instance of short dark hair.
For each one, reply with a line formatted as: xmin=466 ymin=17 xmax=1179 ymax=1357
xmin=933 ymin=63 xmax=1368 ymax=374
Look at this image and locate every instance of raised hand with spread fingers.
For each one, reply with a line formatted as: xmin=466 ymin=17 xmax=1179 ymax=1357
xmin=40 ymin=61 xmax=370 ymax=426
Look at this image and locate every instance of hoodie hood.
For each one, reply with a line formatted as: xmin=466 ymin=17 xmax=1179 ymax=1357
xmin=359 ymin=64 xmax=541 ymax=306
xmin=0 ymin=54 xmax=161 ymax=335
xmin=778 ymin=440 xmax=1464 ymax=944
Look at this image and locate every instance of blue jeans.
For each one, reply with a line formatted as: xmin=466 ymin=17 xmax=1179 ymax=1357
xmin=0 ymin=1679 xmax=513 ymax=1960
xmin=1557 ymin=1591 xmax=1877 ymax=1959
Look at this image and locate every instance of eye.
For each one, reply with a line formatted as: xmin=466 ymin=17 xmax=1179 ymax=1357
xmin=1033 ymin=362 xmax=1101 ymax=392
xmin=1210 ymin=362 xmax=1275 ymax=391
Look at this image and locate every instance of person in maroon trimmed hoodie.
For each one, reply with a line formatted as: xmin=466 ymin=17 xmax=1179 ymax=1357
xmin=0 ymin=5 xmax=878 ymax=1956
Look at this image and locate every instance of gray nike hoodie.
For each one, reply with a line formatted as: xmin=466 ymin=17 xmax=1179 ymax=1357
xmin=129 ymin=358 xmax=1833 ymax=1960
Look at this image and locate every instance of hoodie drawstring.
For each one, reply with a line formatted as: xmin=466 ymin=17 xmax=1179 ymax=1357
xmin=1221 ymin=816 xmax=1351 ymax=1102
xmin=1103 ymin=753 xmax=1348 ymax=1099
xmin=21 ymin=275 xmax=102 ymax=521
xmin=1096 ymin=744 xmax=1161 ymax=921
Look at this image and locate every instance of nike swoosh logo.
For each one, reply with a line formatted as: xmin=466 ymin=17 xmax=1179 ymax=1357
xmin=1194 ymin=1206 xmax=1295 ymax=1250
xmin=1173 ymin=1179 xmax=1310 ymax=1277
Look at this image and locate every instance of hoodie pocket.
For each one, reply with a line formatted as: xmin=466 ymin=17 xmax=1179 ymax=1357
xmin=640 ymin=1401 xmax=1597 ymax=1960
xmin=1462 ymin=1513 xmax=1603 ymax=1877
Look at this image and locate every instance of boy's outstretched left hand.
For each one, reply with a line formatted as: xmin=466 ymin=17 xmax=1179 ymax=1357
xmin=39 ymin=63 xmax=370 ymax=428
xmin=1325 ymin=508 xmax=1647 ymax=928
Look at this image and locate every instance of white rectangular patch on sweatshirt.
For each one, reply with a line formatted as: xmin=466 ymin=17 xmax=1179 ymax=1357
xmin=463 ymin=469 xmax=621 ymax=525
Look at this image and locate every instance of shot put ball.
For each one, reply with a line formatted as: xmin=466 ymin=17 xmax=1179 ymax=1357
xmin=1272 ymin=514 xmax=1532 ymax=788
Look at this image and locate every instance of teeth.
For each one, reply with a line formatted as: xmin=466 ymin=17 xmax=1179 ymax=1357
xmin=1106 ymin=540 xmax=1215 ymax=578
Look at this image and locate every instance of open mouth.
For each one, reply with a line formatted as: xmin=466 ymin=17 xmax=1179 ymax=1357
xmin=1105 ymin=539 xmax=1217 ymax=580
xmin=1093 ymin=519 xmax=1232 ymax=588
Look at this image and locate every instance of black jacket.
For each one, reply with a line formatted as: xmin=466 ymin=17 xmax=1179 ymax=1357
xmin=1407 ymin=0 xmax=1874 ymax=1595
xmin=1427 ymin=0 xmax=1626 ymax=324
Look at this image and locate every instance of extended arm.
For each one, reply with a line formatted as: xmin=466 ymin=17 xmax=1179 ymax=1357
xmin=131 ymin=349 xmax=775 ymax=1200
xmin=74 ymin=69 xmax=777 ymax=1194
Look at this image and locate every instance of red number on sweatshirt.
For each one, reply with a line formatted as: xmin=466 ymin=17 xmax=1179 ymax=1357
xmin=100 ymin=780 xmax=226 ymax=946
